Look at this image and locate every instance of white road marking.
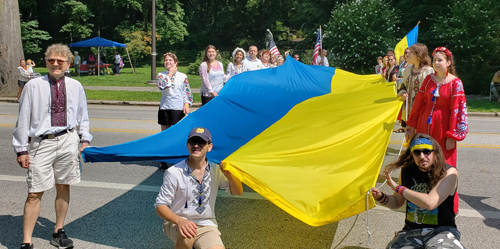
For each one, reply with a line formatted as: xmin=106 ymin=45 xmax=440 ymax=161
xmin=1 ymin=174 xmax=497 ymax=219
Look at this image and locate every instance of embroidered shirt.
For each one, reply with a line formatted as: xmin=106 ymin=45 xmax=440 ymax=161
xmin=49 ymin=75 xmax=67 ymax=127
xmin=157 ymin=70 xmax=193 ymax=110
xmin=199 ymin=61 xmax=225 ymax=97
xmin=154 ymin=159 xmax=230 ymax=227
xmin=13 ymin=75 xmax=92 ymax=153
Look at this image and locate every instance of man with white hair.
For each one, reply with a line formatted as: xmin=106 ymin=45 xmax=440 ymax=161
xmin=14 ymin=43 xmax=92 ymax=249
xmin=243 ymin=45 xmax=264 ymax=71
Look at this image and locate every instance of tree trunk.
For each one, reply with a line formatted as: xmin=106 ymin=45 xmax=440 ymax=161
xmin=0 ymin=0 xmax=24 ymax=96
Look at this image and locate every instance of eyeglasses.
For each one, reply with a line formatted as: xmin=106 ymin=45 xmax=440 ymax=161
xmin=404 ymin=52 xmax=410 ymax=54
xmin=188 ymin=139 xmax=209 ymax=147
xmin=46 ymin=59 xmax=68 ymax=65
xmin=412 ymin=149 xmax=434 ymax=156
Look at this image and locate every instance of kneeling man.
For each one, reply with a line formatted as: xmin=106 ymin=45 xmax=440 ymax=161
xmin=154 ymin=127 xmax=243 ymax=249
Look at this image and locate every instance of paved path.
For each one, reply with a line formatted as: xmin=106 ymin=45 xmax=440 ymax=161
xmin=83 ymin=86 xmax=201 ymax=93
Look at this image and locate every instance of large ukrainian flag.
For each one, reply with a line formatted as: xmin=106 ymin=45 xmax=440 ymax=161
xmin=82 ymin=57 xmax=401 ymax=226
xmin=395 ymin=24 xmax=419 ymax=62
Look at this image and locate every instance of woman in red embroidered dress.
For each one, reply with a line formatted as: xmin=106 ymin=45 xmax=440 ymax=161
xmin=406 ymin=47 xmax=468 ymax=167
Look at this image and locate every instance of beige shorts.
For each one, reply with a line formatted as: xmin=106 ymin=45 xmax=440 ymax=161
xmin=27 ymin=130 xmax=81 ymax=193
xmin=163 ymin=220 xmax=224 ymax=249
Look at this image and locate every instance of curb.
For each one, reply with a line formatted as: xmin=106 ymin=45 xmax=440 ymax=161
xmin=0 ymin=97 xmax=496 ymax=116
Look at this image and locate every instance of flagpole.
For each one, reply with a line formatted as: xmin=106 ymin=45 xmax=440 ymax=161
xmin=319 ymin=25 xmax=322 ymax=51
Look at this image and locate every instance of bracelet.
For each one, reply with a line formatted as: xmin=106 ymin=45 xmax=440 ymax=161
xmin=395 ymin=185 xmax=407 ymax=195
xmin=375 ymin=193 xmax=385 ymax=202
xmin=375 ymin=193 xmax=389 ymax=205
xmin=380 ymin=194 xmax=389 ymax=206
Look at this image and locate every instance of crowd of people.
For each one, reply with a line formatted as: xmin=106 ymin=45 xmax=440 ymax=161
xmin=12 ymin=41 xmax=473 ymax=249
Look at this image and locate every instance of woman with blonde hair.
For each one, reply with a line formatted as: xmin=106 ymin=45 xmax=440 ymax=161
xmin=156 ymin=52 xmax=192 ymax=170
xmin=385 ymin=55 xmax=399 ymax=82
xmin=199 ymin=45 xmax=224 ymax=105
xmin=395 ymin=43 xmax=434 ymax=133
xmin=381 ymin=56 xmax=389 ymax=79
xmin=17 ymin=59 xmax=31 ymax=102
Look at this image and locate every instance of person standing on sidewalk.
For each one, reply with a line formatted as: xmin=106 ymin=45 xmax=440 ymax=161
xmin=154 ymin=127 xmax=243 ymax=249
xmin=113 ymin=51 xmax=122 ymax=75
xmin=73 ymin=51 xmax=81 ymax=77
xmin=13 ymin=43 xmax=92 ymax=249
xmin=157 ymin=52 xmax=193 ymax=171
xmin=371 ymin=134 xmax=465 ymax=249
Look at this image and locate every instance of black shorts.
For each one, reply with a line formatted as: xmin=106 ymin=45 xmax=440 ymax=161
xmin=158 ymin=109 xmax=185 ymax=126
xmin=201 ymin=95 xmax=215 ymax=105
xmin=18 ymin=80 xmax=28 ymax=87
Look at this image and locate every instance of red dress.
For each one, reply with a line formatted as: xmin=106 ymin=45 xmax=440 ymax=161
xmin=407 ymin=75 xmax=468 ymax=167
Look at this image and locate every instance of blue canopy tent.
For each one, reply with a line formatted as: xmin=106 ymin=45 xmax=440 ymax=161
xmin=70 ymin=37 xmax=135 ymax=76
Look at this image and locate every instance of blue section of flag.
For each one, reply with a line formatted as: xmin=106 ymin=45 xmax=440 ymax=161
xmin=406 ymin=25 xmax=419 ymax=47
xmin=81 ymin=57 xmax=336 ymax=163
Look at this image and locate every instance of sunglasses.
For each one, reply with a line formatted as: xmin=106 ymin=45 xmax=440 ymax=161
xmin=46 ymin=59 xmax=68 ymax=65
xmin=412 ymin=149 xmax=434 ymax=156
xmin=188 ymin=139 xmax=209 ymax=147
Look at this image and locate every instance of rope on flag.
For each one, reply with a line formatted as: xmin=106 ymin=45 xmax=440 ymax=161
xmin=312 ymin=27 xmax=322 ymax=65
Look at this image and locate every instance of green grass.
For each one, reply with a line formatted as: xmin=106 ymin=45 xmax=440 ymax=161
xmin=467 ymin=99 xmax=500 ymax=112
xmin=34 ymin=66 xmax=202 ymax=88
xmin=85 ymin=90 xmax=201 ymax=102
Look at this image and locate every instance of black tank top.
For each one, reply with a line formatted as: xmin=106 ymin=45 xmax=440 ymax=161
xmin=401 ymin=164 xmax=457 ymax=229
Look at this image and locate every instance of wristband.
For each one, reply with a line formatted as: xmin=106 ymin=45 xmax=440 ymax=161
xmin=396 ymin=185 xmax=407 ymax=195
xmin=376 ymin=193 xmax=389 ymax=205
xmin=17 ymin=151 xmax=29 ymax=157
xmin=375 ymin=193 xmax=385 ymax=202
xmin=81 ymin=140 xmax=90 ymax=144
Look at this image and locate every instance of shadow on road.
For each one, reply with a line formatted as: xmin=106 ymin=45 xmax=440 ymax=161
xmin=0 ymin=215 xmax=54 ymax=249
xmin=10 ymin=170 xmax=340 ymax=248
xmin=460 ymin=194 xmax=500 ymax=230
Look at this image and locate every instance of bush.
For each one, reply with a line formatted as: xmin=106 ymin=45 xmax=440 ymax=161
xmin=324 ymin=0 xmax=400 ymax=74
xmin=429 ymin=0 xmax=500 ymax=94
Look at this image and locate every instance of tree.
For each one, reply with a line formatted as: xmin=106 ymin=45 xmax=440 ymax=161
xmin=59 ymin=0 xmax=94 ymax=43
xmin=0 ymin=0 xmax=24 ymax=96
xmin=121 ymin=30 xmax=161 ymax=65
xmin=21 ymin=20 xmax=52 ymax=54
xmin=429 ymin=0 xmax=500 ymax=94
xmin=324 ymin=0 xmax=400 ymax=73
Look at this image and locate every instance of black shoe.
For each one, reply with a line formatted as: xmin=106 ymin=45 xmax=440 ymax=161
xmin=20 ymin=243 xmax=33 ymax=249
xmin=50 ymin=228 xmax=73 ymax=248
xmin=160 ymin=162 xmax=169 ymax=172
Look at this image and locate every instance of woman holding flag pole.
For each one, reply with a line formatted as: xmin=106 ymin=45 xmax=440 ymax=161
xmin=396 ymin=43 xmax=434 ymax=134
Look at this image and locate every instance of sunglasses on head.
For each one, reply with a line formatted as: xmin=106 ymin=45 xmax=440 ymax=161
xmin=188 ymin=138 xmax=209 ymax=147
xmin=412 ymin=149 xmax=433 ymax=156
xmin=46 ymin=59 xmax=68 ymax=65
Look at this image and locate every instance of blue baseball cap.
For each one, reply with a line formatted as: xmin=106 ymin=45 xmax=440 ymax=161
xmin=188 ymin=127 xmax=212 ymax=142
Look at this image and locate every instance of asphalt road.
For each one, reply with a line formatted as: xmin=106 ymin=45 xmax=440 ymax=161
xmin=0 ymin=102 xmax=499 ymax=249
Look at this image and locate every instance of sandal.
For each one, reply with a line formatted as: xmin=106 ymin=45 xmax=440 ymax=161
xmin=394 ymin=128 xmax=405 ymax=133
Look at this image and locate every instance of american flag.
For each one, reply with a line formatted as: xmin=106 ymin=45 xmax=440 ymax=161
xmin=312 ymin=28 xmax=322 ymax=65
xmin=268 ymin=38 xmax=280 ymax=56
